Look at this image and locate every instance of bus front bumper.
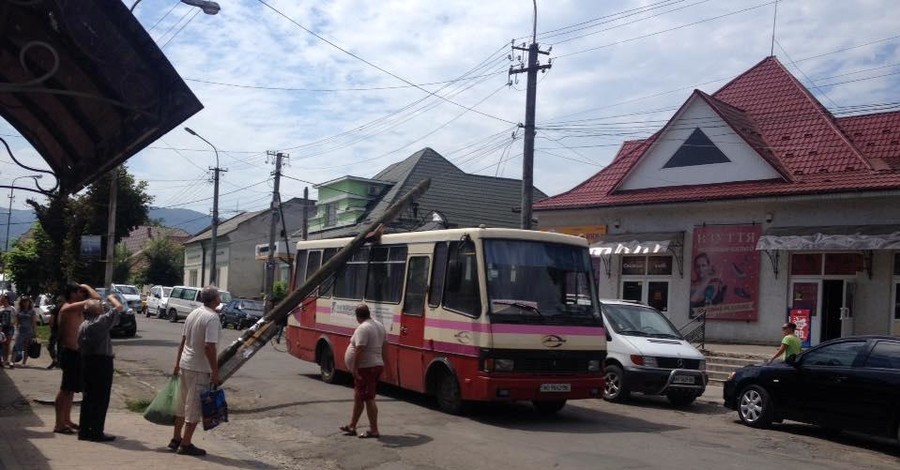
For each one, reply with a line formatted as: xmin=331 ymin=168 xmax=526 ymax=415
xmin=464 ymin=375 xmax=605 ymax=401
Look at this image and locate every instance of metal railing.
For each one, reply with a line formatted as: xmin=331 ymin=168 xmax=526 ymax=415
xmin=678 ymin=311 xmax=707 ymax=352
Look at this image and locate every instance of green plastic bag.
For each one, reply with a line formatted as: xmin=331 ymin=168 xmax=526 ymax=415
xmin=144 ymin=376 xmax=179 ymax=426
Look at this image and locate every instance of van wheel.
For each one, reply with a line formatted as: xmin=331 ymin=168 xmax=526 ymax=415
xmin=168 ymin=309 xmax=178 ymax=323
xmin=319 ymin=346 xmax=338 ymax=384
xmin=435 ymin=370 xmax=466 ymax=415
xmin=533 ymin=400 xmax=566 ymax=415
xmin=603 ymin=365 xmax=630 ymax=402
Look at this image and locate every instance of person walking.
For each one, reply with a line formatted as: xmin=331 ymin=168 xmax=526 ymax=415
xmin=54 ymin=283 xmax=100 ymax=434
xmin=768 ymin=322 xmax=802 ymax=363
xmin=0 ymin=294 xmax=14 ymax=368
xmin=340 ymin=303 xmax=386 ymax=439
xmin=170 ymin=286 xmax=222 ymax=457
xmin=77 ymin=295 xmax=123 ymax=442
xmin=12 ymin=296 xmax=38 ymax=367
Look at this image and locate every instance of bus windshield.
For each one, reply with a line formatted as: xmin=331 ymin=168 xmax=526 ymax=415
xmin=485 ymin=239 xmax=599 ymax=325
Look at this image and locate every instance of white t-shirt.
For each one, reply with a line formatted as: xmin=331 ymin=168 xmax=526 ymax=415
xmin=179 ymin=305 xmax=221 ymax=373
xmin=344 ymin=319 xmax=386 ymax=369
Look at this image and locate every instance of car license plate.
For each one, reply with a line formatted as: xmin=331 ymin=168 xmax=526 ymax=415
xmin=539 ymin=383 xmax=571 ymax=392
xmin=672 ymin=375 xmax=695 ymax=384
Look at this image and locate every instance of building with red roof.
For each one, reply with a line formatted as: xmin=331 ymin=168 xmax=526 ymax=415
xmin=535 ymin=57 xmax=900 ymax=345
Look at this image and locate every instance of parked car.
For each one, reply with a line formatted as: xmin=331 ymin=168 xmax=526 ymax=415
xmin=165 ymin=286 xmax=232 ymax=323
xmin=37 ymin=294 xmax=55 ymax=325
xmin=147 ymin=285 xmax=173 ymax=318
xmin=220 ymin=299 xmax=265 ymax=329
xmin=111 ymin=283 xmax=143 ymax=314
xmin=95 ymin=288 xmax=137 ymax=337
xmin=600 ymin=299 xmax=707 ymax=406
xmin=724 ymin=336 xmax=900 ymax=445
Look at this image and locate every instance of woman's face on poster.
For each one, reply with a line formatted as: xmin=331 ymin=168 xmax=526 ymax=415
xmin=695 ymin=255 xmax=713 ymax=277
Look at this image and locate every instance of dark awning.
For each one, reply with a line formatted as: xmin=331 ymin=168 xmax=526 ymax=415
xmin=756 ymin=225 xmax=900 ymax=251
xmin=0 ymin=0 xmax=203 ymax=195
xmin=589 ymin=231 xmax=684 ymax=256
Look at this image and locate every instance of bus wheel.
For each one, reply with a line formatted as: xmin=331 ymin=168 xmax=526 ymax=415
xmin=435 ymin=370 xmax=465 ymax=415
xmin=533 ymin=400 xmax=567 ymax=415
xmin=319 ymin=346 xmax=338 ymax=384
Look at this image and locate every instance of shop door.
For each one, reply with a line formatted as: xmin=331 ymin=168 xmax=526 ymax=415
xmin=821 ymin=280 xmax=845 ymax=342
xmin=840 ymin=282 xmax=856 ymax=337
xmin=790 ymin=280 xmax=821 ymax=345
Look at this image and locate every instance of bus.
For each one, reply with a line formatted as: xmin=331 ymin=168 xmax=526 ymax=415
xmin=286 ymin=228 xmax=606 ymax=414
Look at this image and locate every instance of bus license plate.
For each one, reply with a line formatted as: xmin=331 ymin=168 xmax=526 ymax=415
xmin=540 ymin=383 xmax=571 ymax=392
xmin=672 ymin=375 xmax=695 ymax=384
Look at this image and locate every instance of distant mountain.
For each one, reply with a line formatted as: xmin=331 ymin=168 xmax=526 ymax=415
xmin=0 ymin=208 xmax=38 ymax=250
xmin=148 ymin=207 xmax=210 ymax=236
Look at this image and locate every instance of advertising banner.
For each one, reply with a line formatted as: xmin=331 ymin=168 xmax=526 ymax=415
xmin=789 ymin=308 xmax=812 ymax=347
xmin=690 ymin=225 xmax=761 ymax=321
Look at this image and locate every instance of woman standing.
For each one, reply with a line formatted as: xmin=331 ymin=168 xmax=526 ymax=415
xmin=13 ymin=296 xmax=38 ymax=367
xmin=0 ymin=294 xmax=16 ymax=368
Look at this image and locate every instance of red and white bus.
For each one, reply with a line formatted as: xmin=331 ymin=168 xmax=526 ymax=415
xmin=285 ymin=228 xmax=606 ymax=414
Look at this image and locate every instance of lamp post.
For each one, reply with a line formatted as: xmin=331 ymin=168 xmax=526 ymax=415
xmin=131 ymin=0 xmax=221 ymax=15
xmin=185 ymin=127 xmax=223 ymax=286
xmin=6 ymin=175 xmax=42 ymax=253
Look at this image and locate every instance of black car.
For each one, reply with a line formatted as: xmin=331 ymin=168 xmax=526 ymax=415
xmin=723 ymin=336 xmax=900 ymax=444
xmin=220 ymin=299 xmax=265 ymax=329
xmin=95 ymin=288 xmax=137 ymax=338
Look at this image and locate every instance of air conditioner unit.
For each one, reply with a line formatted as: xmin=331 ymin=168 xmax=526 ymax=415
xmin=255 ymin=241 xmax=292 ymax=261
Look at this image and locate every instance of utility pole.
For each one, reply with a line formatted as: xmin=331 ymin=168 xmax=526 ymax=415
xmin=264 ymin=151 xmax=287 ymax=312
xmin=302 ymin=186 xmax=309 ymax=240
xmin=509 ymin=1 xmax=551 ymax=230
xmin=104 ymin=168 xmax=118 ymax=290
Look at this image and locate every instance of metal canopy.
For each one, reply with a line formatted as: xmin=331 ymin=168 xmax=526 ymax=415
xmin=0 ymin=0 xmax=203 ymax=195
xmin=756 ymin=225 xmax=900 ymax=251
xmin=589 ymin=231 xmax=685 ymax=278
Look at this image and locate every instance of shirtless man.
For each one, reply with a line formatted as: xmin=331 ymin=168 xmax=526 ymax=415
xmin=54 ymin=283 xmax=100 ymax=434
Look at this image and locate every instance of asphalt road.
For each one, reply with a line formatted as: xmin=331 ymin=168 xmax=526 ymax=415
xmin=111 ymin=314 xmax=900 ymax=470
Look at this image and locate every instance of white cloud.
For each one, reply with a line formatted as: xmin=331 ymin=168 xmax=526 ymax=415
xmin=1 ymin=0 xmax=898 ymax=218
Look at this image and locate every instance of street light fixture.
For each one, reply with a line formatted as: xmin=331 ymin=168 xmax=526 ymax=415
xmin=6 ymin=175 xmax=43 ymax=252
xmin=184 ymin=127 xmax=224 ymax=286
xmin=131 ymin=0 xmax=221 ymax=15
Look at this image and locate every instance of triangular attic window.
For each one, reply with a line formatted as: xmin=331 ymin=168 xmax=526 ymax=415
xmin=663 ymin=128 xmax=731 ymax=168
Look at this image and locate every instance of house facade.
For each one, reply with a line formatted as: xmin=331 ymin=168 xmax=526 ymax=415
xmin=120 ymin=225 xmax=191 ymax=282
xmin=535 ymin=57 xmax=900 ymax=346
xmin=183 ymin=197 xmax=315 ymax=298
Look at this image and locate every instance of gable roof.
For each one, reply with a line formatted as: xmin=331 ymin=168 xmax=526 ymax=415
xmin=188 ymin=210 xmax=263 ymax=244
xmin=535 ymin=57 xmax=900 ymax=211
xmin=304 ymin=147 xmax=548 ymax=239
xmin=120 ymin=225 xmax=191 ymax=254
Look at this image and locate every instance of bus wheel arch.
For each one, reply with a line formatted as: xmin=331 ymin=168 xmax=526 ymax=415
xmin=316 ymin=337 xmax=339 ymax=384
xmin=426 ymin=359 xmax=466 ymax=415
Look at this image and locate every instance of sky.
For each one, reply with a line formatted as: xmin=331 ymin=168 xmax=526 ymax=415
xmin=1 ymin=0 xmax=899 ymax=223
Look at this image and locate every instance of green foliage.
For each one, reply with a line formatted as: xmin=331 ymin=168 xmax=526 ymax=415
xmin=135 ymin=238 xmax=184 ymax=288
xmin=273 ymin=280 xmax=288 ymax=303
xmin=4 ymin=226 xmax=51 ymax=296
xmin=113 ymin=244 xmax=131 ymax=284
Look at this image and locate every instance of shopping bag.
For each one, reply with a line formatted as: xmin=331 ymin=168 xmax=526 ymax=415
xmin=143 ymin=376 xmax=180 ymax=425
xmin=200 ymin=386 xmax=228 ymax=431
xmin=27 ymin=340 xmax=41 ymax=359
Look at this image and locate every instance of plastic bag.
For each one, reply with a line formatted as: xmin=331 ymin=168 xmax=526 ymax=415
xmin=27 ymin=340 xmax=41 ymax=359
xmin=144 ymin=376 xmax=179 ymax=425
xmin=200 ymin=386 xmax=228 ymax=431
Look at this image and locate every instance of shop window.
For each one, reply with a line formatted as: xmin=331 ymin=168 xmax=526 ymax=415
xmin=824 ymin=253 xmax=864 ymax=275
xmin=648 ymin=282 xmax=669 ymax=312
xmin=791 ymin=253 xmax=822 ymax=275
xmin=620 ymin=255 xmax=672 ymax=312
xmin=622 ymin=281 xmax=643 ymax=303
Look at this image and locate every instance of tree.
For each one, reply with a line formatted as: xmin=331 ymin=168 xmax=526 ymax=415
xmin=113 ymin=244 xmax=131 ymax=284
xmin=4 ymin=225 xmax=53 ymax=296
xmin=135 ymin=238 xmax=184 ymax=288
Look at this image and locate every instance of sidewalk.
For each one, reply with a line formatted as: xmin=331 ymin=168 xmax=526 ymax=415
xmin=0 ymin=354 xmax=278 ymax=470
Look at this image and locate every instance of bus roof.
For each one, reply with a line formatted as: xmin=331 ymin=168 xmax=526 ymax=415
xmin=295 ymin=228 xmax=589 ymax=250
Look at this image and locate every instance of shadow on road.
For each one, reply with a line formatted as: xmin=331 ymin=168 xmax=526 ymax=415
xmin=468 ymin=400 xmax=685 ymax=434
xmin=379 ymin=432 xmax=433 ymax=449
xmin=112 ymin=337 xmax=180 ymax=348
xmin=231 ymin=398 xmax=354 ymax=414
xmin=609 ymin=394 xmax=731 ymax=416
xmin=736 ymin=419 xmax=900 ymax=457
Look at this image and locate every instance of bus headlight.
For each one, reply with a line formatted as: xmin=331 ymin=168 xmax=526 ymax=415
xmin=494 ymin=359 xmax=515 ymax=372
xmin=587 ymin=360 xmax=601 ymax=372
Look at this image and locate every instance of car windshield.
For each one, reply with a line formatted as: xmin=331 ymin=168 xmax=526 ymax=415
xmin=240 ymin=300 xmax=264 ymax=312
xmin=114 ymin=285 xmax=140 ymax=295
xmin=485 ymin=239 xmax=600 ymax=325
xmin=602 ymin=303 xmax=682 ymax=338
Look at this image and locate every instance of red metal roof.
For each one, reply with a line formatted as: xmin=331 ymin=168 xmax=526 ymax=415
xmin=535 ymin=57 xmax=900 ymax=210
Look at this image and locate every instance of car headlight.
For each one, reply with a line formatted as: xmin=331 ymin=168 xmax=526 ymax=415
xmin=630 ymin=355 xmax=658 ymax=367
xmin=494 ymin=359 xmax=515 ymax=372
xmin=125 ymin=308 xmax=135 ymax=315
xmin=587 ymin=360 xmax=601 ymax=372
xmin=726 ymin=371 xmax=736 ymax=381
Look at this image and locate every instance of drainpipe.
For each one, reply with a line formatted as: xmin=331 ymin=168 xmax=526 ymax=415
xmin=200 ymin=241 xmax=207 ymax=286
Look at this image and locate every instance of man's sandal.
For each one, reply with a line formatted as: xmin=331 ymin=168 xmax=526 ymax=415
xmin=339 ymin=425 xmax=356 ymax=436
xmin=358 ymin=431 xmax=380 ymax=439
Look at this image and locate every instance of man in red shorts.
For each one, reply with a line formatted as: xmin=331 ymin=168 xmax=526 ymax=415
xmin=340 ymin=304 xmax=386 ymax=438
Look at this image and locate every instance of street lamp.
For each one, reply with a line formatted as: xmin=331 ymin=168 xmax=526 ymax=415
xmin=184 ymin=127 xmax=223 ymax=286
xmin=131 ymin=0 xmax=221 ymax=15
xmin=6 ymin=175 xmax=43 ymax=252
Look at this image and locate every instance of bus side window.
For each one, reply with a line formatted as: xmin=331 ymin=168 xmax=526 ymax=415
xmin=403 ymin=257 xmax=430 ymax=316
xmin=334 ymin=247 xmax=369 ymax=300
xmin=429 ymin=243 xmax=448 ymax=308
xmin=444 ymin=240 xmax=481 ymax=317
xmin=321 ymin=248 xmax=338 ymax=297
xmin=292 ymin=250 xmax=308 ymax=291
xmin=365 ymin=246 xmax=407 ymax=303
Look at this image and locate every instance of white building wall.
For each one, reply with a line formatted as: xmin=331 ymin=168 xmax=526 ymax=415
xmin=539 ymin=192 xmax=900 ymax=344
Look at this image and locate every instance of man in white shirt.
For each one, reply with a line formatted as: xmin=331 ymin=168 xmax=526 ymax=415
xmin=340 ymin=304 xmax=386 ymax=438
xmin=170 ymin=286 xmax=221 ymax=457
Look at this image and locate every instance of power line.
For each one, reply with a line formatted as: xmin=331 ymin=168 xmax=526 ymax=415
xmin=183 ymin=71 xmax=507 ymax=93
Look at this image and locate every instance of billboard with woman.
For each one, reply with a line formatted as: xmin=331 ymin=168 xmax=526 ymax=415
xmin=690 ymin=225 xmax=761 ymax=321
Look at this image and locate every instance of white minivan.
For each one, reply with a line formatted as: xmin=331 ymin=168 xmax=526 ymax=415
xmin=165 ymin=286 xmax=231 ymax=322
xmin=600 ymin=299 xmax=707 ymax=406
xmin=147 ymin=285 xmax=173 ymax=318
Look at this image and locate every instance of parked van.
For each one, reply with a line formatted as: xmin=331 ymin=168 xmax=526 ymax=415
xmin=147 ymin=285 xmax=173 ymax=318
xmin=600 ymin=299 xmax=707 ymax=406
xmin=165 ymin=286 xmax=231 ymax=322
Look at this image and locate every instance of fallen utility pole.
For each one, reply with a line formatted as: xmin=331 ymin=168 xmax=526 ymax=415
xmin=216 ymin=178 xmax=431 ymax=382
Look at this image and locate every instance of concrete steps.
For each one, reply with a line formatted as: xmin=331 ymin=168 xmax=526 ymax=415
xmin=703 ymin=351 xmax=769 ymax=384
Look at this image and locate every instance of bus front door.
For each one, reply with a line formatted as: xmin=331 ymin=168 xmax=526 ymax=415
xmin=398 ymin=256 xmax=429 ymax=392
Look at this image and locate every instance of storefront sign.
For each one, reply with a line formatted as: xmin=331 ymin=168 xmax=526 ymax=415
xmin=690 ymin=225 xmax=761 ymax=321
xmin=789 ymin=308 xmax=812 ymax=347
xmin=544 ymin=225 xmax=607 ymax=244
